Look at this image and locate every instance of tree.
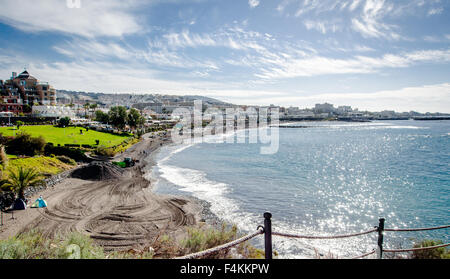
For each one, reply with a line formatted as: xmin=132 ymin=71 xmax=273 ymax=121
xmin=6 ymin=132 xmax=46 ymax=156
xmin=84 ymin=103 xmax=90 ymax=118
xmin=95 ymin=110 xmax=109 ymax=124
xmin=23 ymin=104 xmax=32 ymax=114
xmin=3 ymin=167 xmax=41 ymax=201
xmin=108 ymin=106 xmax=128 ymax=130
xmin=16 ymin=121 xmax=24 ymax=130
xmin=0 ymin=145 xmax=8 ymax=171
xmin=127 ymin=108 xmax=145 ymax=130
xmin=58 ymin=117 xmax=71 ymax=127
xmin=90 ymin=103 xmax=98 ymax=110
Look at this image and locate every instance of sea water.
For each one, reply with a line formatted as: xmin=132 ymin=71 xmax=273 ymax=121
xmin=148 ymin=120 xmax=449 ymax=258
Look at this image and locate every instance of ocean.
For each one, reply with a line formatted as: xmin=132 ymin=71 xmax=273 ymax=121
xmin=148 ymin=120 xmax=449 ymax=259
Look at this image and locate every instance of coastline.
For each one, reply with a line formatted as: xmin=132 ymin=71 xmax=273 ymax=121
xmin=0 ymin=132 xmax=204 ymax=253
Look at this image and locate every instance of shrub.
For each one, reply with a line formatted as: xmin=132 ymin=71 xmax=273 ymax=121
xmin=150 ymin=223 xmax=264 ymax=259
xmin=44 ymin=144 xmax=90 ymax=163
xmin=0 ymin=145 xmax=8 ymax=170
xmin=181 ymin=224 xmax=239 ymax=259
xmin=95 ymin=145 xmax=115 ymax=157
xmin=0 ymin=230 xmax=104 ymax=259
xmin=57 ymin=232 xmax=104 ymax=259
xmin=6 ymin=132 xmax=46 ymax=156
xmin=56 ymin=156 xmax=77 ymax=166
xmin=58 ymin=117 xmax=71 ymax=127
xmin=412 ymin=240 xmax=450 ymax=259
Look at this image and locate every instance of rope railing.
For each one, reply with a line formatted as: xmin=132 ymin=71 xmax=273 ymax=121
xmin=384 ymin=243 xmax=450 ymax=253
xmin=385 ymin=225 xmax=450 ymax=232
xmin=272 ymin=228 xmax=377 ymax=240
xmin=351 ymin=250 xmax=376 ymax=259
xmin=172 ymin=213 xmax=449 ymax=259
xmin=174 ymin=227 xmax=264 ymax=259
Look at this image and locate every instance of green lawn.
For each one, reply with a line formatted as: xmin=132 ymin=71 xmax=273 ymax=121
xmin=0 ymin=125 xmax=131 ymax=147
xmin=6 ymin=156 xmax=74 ymax=176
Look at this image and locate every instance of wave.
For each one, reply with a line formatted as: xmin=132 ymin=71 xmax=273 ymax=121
xmin=153 ymin=152 xmax=374 ymax=258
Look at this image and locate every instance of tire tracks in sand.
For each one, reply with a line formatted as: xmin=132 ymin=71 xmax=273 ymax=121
xmin=21 ymin=135 xmax=199 ymax=252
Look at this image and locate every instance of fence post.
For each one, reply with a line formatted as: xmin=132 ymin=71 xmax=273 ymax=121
xmin=377 ymin=218 xmax=385 ymax=259
xmin=264 ymin=212 xmax=273 ymax=260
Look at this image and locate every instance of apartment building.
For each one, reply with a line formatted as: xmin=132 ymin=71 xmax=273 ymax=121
xmin=0 ymin=70 xmax=57 ymax=114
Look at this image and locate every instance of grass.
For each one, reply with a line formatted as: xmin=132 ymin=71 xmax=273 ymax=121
xmin=6 ymin=156 xmax=74 ymax=177
xmin=150 ymin=223 xmax=265 ymax=259
xmin=0 ymin=225 xmax=265 ymax=259
xmin=0 ymin=230 xmax=104 ymax=259
xmin=0 ymin=125 xmax=131 ymax=148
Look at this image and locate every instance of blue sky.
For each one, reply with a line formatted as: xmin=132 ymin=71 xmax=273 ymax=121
xmin=0 ymin=0 xmax=449 ymax=112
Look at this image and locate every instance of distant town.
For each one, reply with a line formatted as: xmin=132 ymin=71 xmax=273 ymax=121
xmin=1 ymin=70 xmax=449 ymax=125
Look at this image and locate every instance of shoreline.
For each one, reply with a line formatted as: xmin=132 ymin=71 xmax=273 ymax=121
xmin=145 ymin=138 xmax=229 ymax=229
xmin=0 ymin=131 xmax=204 ymax=253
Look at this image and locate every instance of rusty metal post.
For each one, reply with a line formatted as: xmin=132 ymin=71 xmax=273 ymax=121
xmin=377 ymin=218 xmax=385 ymax=259
xmin=264 ymin=212 xmax=273 ymax=260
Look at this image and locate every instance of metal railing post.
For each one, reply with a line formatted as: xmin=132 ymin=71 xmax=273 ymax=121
xmin=377 ymin=218 xmax=385 ymax=259
xmin=264 ymin=212 xmax=273 ymax=260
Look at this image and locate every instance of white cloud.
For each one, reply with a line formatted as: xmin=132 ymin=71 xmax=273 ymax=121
xmin=248 ymin=0 xmax=260 ymax=8
xmin=428 ymin=7 xmax=444 ymax=16
xmin=351 ymin=0 xmax=400 ymax=39
xmin=0 ymin=0 xmax=143 ymax=37
xmin=221 ymin=84 xmax=450 ymax=113
xmin=256 ymin=49 xmax=450 ymax=79
xmin=304 ymin=20 xmax=341 ymax=34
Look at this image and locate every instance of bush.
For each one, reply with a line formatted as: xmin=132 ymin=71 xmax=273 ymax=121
xmin=44 ymin=144 xmax=90 ymax=163
xmin=181 ymin=224 xmax=239 ymax=259
xmin=56 ymin=155 xmax=77 ymax=166
xmin=0 ymin=230 xmax=104 ymax=259
xmin=95 ymin=145 xmax=115 ymax=157
xmin=412 ymin=240 xmax=450 ymax=259
xmin=57 ymin=232 xmax=104 ymax=259
xmin=6 ymin=132 xmax=46 ymax=156
xmin=58 ymin=117 xmax=71 ymax=127
xmin=64 ymin=144 xmax=81 ymax=148
xmin=149 ymin=223 xmax=264 ymax=259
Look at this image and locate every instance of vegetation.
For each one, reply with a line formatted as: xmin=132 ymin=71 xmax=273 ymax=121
xmin=0 ymin=230 xmax=104 ymax=259
xmin=95 ymin=110 xmax=109 ymax=124
xmin=108 ymin=106 xmax=128 ymax=130
xmin=96 ymin=106 xmax=145 ymax=132
xmin=5 ymin=132 xmax=46 ymax=156
xmin=6 ymin=156 xmax=74 ymax=177
xmin=16 ymin=121 xmax=24 ymax=130
xmin=412 ymin=240 xmax=450 ymax=259
xmin=2 ymin=166 xmax=42 ymax=200
xmin=0 ymin=223 xmax=263 ymax=259
xmin=150 ymin=223 xmax=264 ymax=259
xmin=55 ymin=155 xmax=77 ymax=166
xmin=127 ymin=108 xmax=145 ymax=130
xmin=0 ymin=145 xmax=8 ymax=170
xmin=0 ymin=126 xmax=131 ymax=148
xmin=58 ymin=117 xmax=71 ymax=127
xmin=95 ymin=137 xmax=140 ymax=157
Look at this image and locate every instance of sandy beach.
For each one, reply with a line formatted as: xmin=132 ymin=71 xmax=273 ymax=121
xmin=0 ymin=132 xmax=203 ymax=252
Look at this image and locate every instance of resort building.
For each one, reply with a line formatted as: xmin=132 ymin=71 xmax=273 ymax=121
xmin=0 ymin=70 xmax=57 ymax=114
xmin=314 ymin=103 xmax=336 ymax=114
xmin=32 ymin=105 xmax=76 ymax=118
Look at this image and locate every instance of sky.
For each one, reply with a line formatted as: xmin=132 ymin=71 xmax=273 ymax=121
xmin=0 ymin=0 xmax=449 ymax=113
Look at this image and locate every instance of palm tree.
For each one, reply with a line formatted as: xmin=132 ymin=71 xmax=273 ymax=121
xmin=4 ymin=167 xmax=42 ymax=201
xmin=84 ymin=103 xmax=91 ymax=118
